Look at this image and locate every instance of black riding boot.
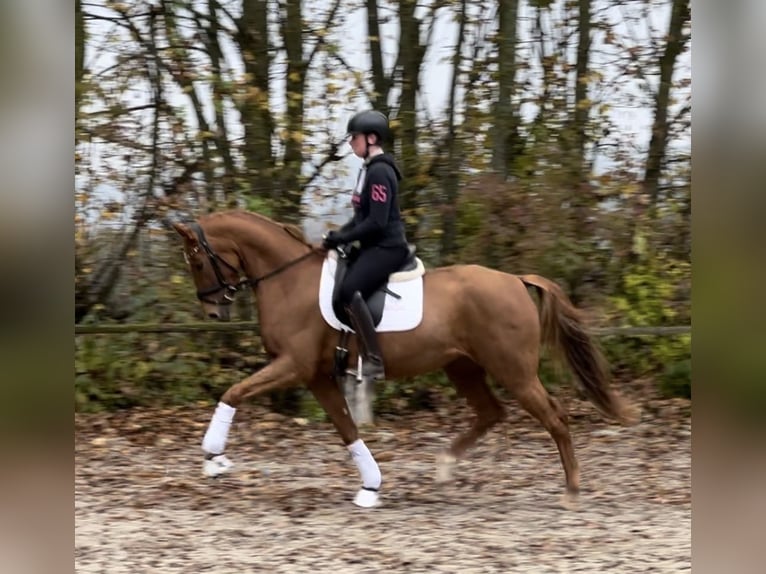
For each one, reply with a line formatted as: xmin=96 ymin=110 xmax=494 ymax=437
xmin=346 ymin=291 xmax=386 ymax=382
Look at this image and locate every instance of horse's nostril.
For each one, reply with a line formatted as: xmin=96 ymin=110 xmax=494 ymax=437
xmin=208 ymin=312 xmax=219 ymax=319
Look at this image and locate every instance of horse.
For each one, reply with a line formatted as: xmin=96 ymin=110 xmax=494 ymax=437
xmin=170 ymin=210 xmax=639 ymax=508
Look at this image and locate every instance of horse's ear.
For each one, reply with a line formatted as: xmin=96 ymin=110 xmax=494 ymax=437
xmin=171 ymin=221 xmax=198 ymax=246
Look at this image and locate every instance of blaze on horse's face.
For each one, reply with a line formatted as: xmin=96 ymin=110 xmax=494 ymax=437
xmin=172 ymin=221 xmax=241 ymax=321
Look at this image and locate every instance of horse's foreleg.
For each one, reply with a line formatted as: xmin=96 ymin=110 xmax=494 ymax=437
xmin=201 ymin=357 xmax=301 ymax=478
xmin=438 ymin=358 xmax=506 ymax=483
xmin=308 ymin=376 xmax=381 ymax=508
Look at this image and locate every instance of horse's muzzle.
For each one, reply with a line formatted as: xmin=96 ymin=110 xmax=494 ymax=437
xmin=202 ymin=302 xmax=231 ymax=321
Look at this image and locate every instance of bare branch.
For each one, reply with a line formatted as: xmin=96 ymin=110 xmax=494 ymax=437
xmin=327 ymin=53 xmax=375 ymax=104
xmin=85 ymin=103 xmax=158 ymax=118
xmin=305 ymin=0 xmax=342 ymax=69
xmin=300 ymin=140 xmax=349 ymax=192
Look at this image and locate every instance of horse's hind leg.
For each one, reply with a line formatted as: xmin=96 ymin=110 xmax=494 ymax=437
xmin=307 ymin=375 xmax=381 ymax=508
xmin=438 ymin=358 xmax=506 ymax=483
xmin=510 ymin=376 xmax=580 ymax=499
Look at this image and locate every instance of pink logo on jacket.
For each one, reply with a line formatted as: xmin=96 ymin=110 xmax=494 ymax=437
xmin=371 ymin=184 xmax=387 ymax=202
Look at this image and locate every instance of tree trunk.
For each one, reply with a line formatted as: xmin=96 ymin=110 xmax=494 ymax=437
xmin=75 ymin=0 xmax=85 ymax=121
xmin=491 ymin=0 xmax=519 ymax=178
xmin=440 ymin=0 xmax=467 ymax=263
xmin=366 ymin=0 xmax=390 ymax=112
xmin=571 ymin=0 xmax=591 ymax=186
xmin=206 ymin=0 xmax=237 ymax=205
xmin=644 ymin=0 xmax=690 ymax=210
xmin=76 ymin=9 xmax=163 ymax=323
xmin=239 ymin=0 xmax=275 ymax=202
xmin=278 ymin=0 xmax=306 ymax=224
xmin=397 ymin=0 xmax=426 ymax=233
xmin=530 ymin=4 xmax=554 ymax=143
xmin=163 ymin=1 xmax=214 ymax=192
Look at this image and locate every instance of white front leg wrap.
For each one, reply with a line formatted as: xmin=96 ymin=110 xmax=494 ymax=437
xmin=202 ymin=402 xmax=236 ymax=455
xmin=347 ymin=439 xmax=381 ymax=490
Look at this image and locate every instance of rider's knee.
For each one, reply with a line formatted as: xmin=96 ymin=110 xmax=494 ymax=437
xmin=338 ymin=283 xmax=357 ymax=307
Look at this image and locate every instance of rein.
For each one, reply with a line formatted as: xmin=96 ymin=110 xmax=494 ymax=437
xmin=249 ymin=250 xmax=316 ymax=286
xmin=189 ymin=222 xmax=317 ymax=305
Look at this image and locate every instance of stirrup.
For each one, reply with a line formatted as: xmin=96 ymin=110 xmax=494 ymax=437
xmin=345 ymin=367 xmax=363 ymax=384
xmin=346 ymin=356 xmax=384 ymax=384
xmin=345 ymin=355 xmax=363 ymax=384
xmin=346 ymin=370 xmax=383 ymax=386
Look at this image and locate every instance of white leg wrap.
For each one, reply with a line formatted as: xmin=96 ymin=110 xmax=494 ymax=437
xmin=202 ymin=401 xmax=236 ymax=455
xmin=347 ymin=438 xmax=381 ymax=490
xmin=435 ymin=452 xmax=457 ymax=483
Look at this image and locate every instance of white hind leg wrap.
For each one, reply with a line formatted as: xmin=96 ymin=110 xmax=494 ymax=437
xmin=347 ymin=439 xmax=381 ymax=490
xmin=202 ymin=402 xmax=236 ymax=455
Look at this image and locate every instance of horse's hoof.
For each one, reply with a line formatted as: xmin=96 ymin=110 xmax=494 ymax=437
xmin=203 ymin=454 xmax=234 ymax=478
xmin=560 ymin=490 xmax=580 ymax=511
xmin=353 ymin=488 xmax=380 ymax=508
xmin=435 ymin=453 xmax=457 ymax=483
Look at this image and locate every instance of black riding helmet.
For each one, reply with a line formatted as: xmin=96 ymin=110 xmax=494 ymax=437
xmin=346 ymin=110 xmax=391 ymax=144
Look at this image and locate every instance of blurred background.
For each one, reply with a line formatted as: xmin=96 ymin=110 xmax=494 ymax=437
xmin=74 ymin=0 xmax=691 ymax=417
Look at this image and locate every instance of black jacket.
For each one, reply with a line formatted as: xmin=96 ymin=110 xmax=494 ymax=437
xmin=336 ymin=153 xmax=407 ymax=249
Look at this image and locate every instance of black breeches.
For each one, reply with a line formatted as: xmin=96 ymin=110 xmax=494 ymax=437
xmin=338 ymin=245 xmax=409 ymax=307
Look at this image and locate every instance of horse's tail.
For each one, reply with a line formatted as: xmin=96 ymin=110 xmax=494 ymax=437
xmin=519 ymin=274 xmax=640 ymax=426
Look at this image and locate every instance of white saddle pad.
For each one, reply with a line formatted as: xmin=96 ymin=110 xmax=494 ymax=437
xmin=318 ymin=254 xmax=424 ymax=332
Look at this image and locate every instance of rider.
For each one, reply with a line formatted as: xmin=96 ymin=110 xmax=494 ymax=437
xmin=322 ymin=110 xmax=410 ymax=383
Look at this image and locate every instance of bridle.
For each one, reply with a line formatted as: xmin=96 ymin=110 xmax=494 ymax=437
xmin=186 ymin=222 xmax=315 ymax=306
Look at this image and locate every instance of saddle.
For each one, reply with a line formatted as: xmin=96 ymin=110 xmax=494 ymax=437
xmin=331 ymin=244 xmax=420 ymax=327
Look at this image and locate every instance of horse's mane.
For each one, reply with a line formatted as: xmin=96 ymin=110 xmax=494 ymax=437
xmin=201 ymin=210 xmax=308 ymax=244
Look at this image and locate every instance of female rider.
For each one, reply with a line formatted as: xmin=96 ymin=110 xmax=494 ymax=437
xmin=322 ymin=110 xmax=409 ymax=383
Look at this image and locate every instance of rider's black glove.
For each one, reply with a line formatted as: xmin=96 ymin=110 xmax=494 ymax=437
xmin=322 ymin=230 xmax=344 ymax=250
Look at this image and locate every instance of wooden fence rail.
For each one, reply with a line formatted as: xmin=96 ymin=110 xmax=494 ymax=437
xmin=75 ymin=322 xmax=690 ymax=337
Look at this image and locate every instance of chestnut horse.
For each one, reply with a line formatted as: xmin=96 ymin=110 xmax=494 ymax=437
xmin=171 ymin=210 xmax=638 ymax=508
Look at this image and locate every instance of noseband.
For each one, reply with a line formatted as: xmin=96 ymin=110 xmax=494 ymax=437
xmin=187 ymin=222 xmax=315 ymax=305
